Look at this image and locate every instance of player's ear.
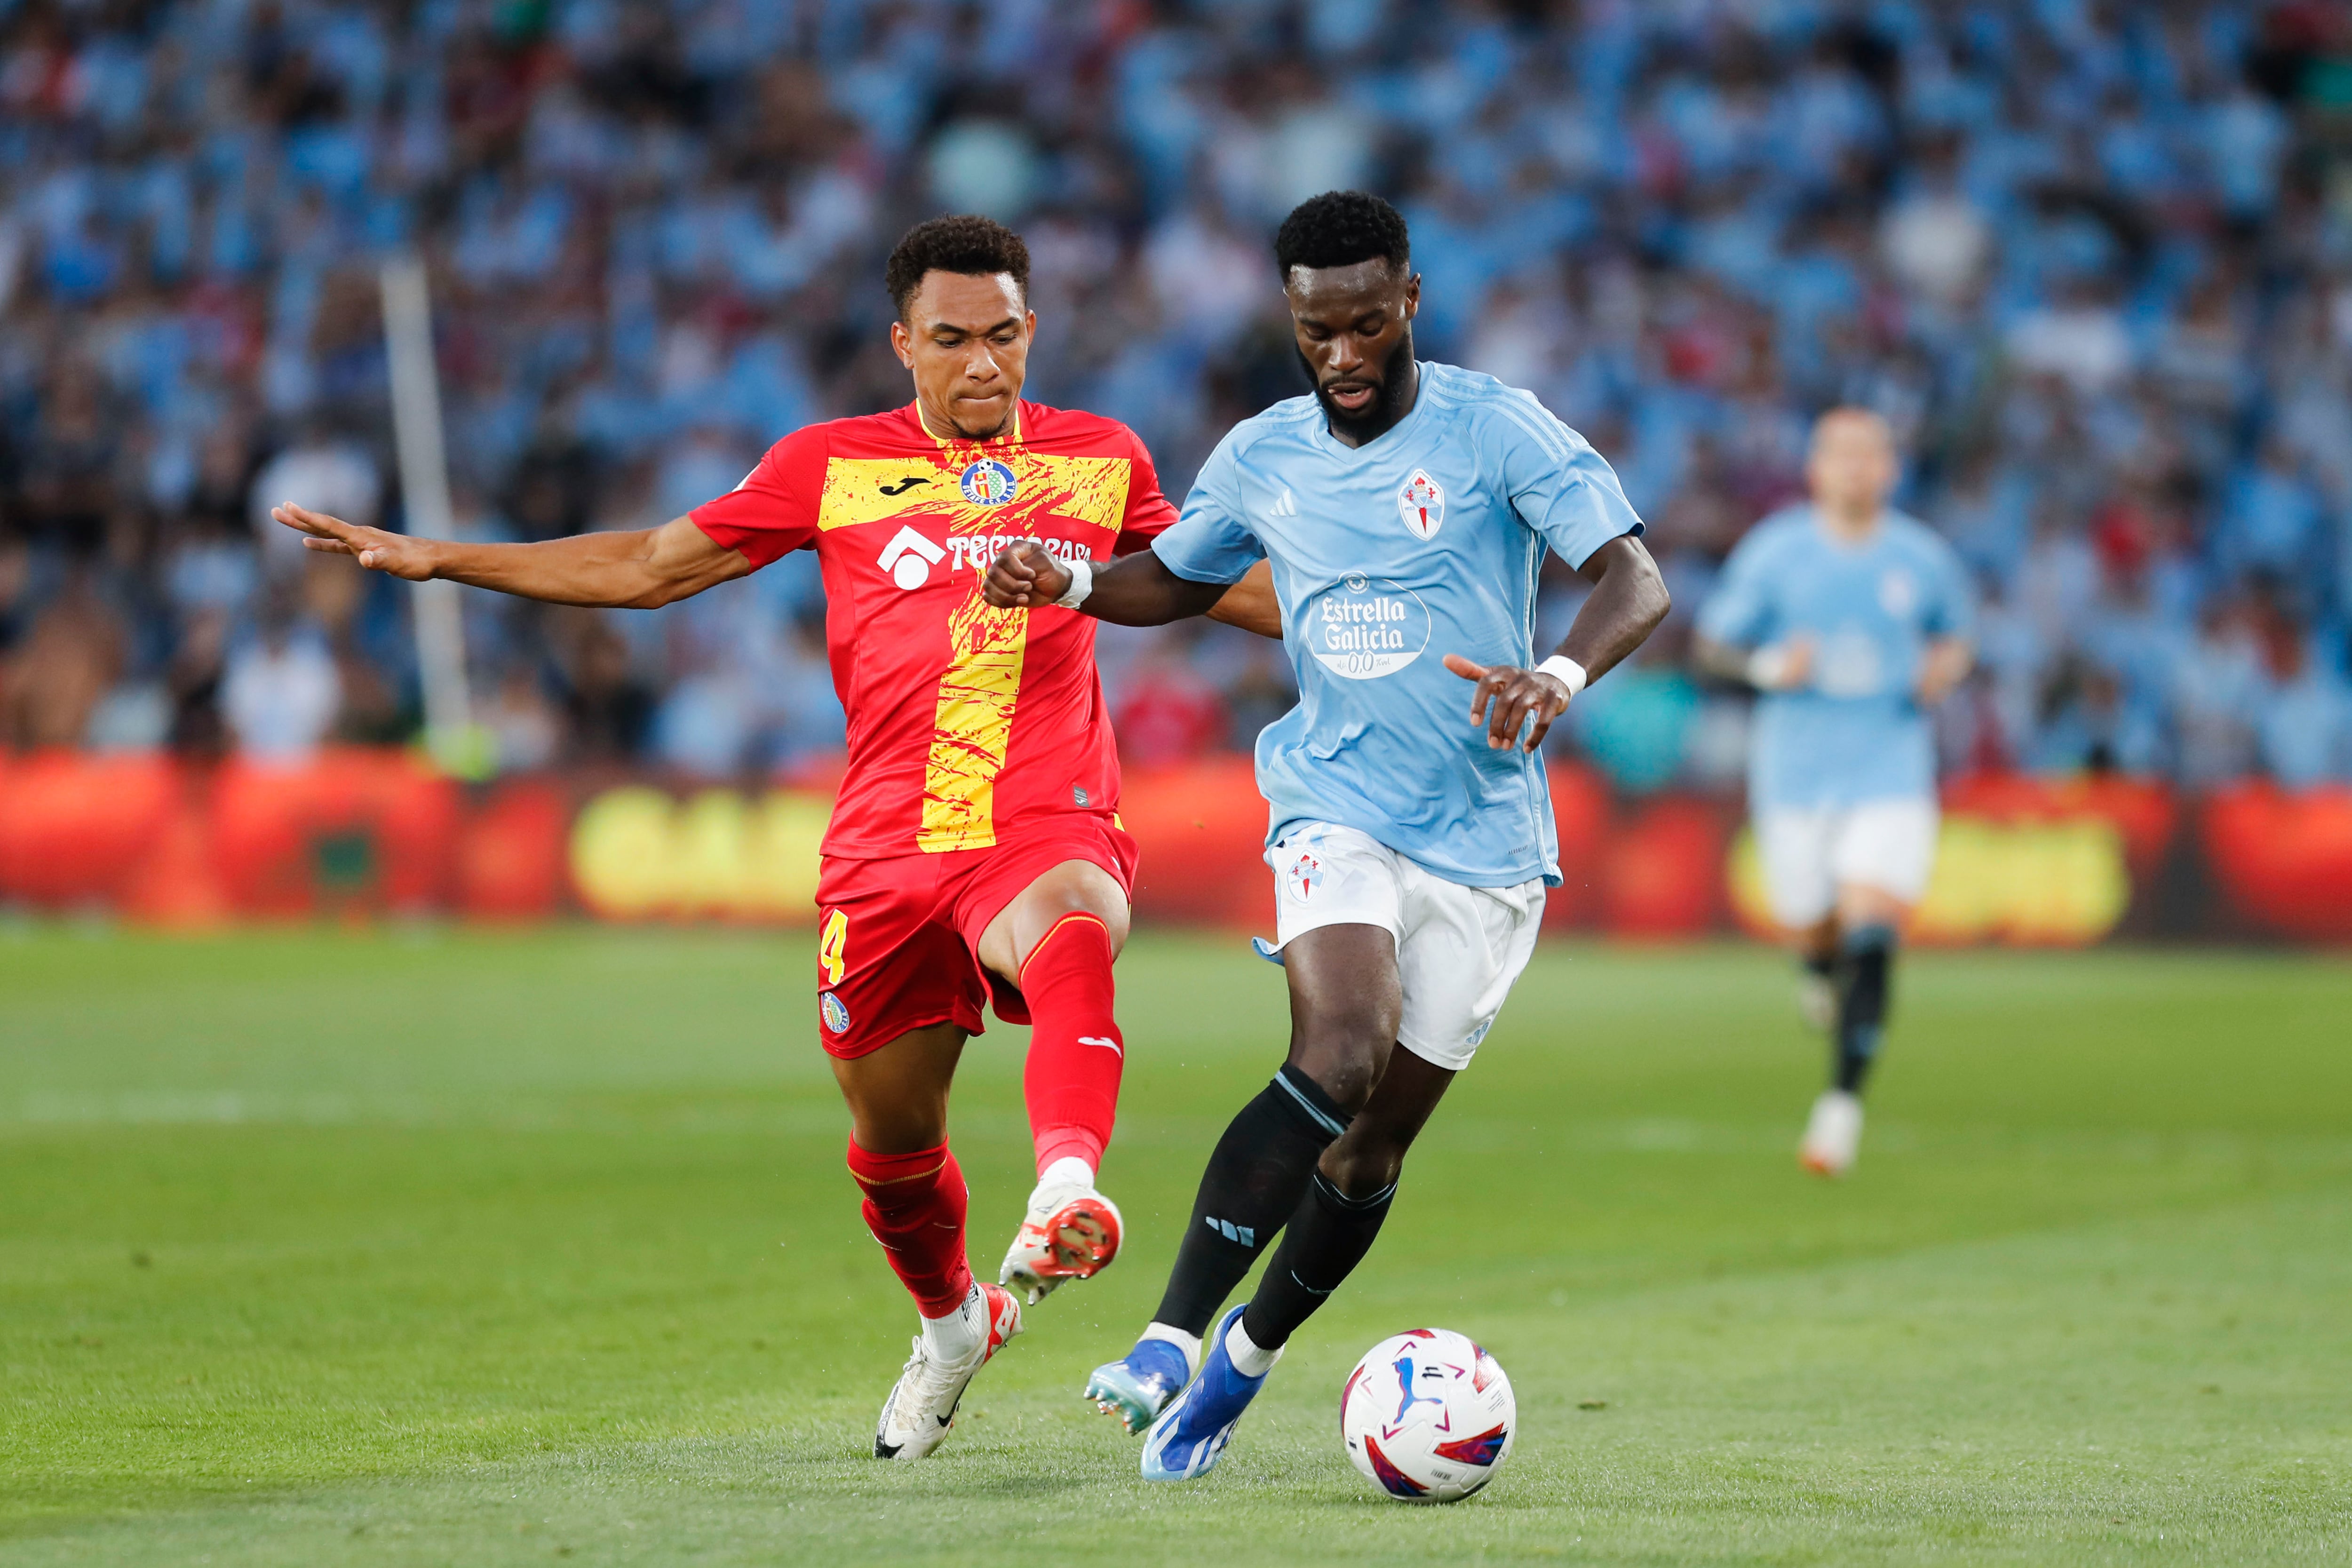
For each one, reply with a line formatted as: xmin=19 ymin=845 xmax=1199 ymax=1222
xmin=1401 ymin=271 xmax=1421 ymax=320
xmin=889 ymin=319 xmax=916 ymax=369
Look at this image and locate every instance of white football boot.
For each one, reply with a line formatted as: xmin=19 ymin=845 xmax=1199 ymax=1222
xmin=1799 ymin=1089 xmax=1863 ymax=1178
xmin=998 ymin=1176 xmax=1123 ymax=1305
xmin=873 ymin=1281 xmax=1022 ymax=1460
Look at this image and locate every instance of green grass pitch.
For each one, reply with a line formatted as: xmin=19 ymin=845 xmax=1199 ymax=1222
xmin=4 ymin=928 xmax=2350 ymax=1566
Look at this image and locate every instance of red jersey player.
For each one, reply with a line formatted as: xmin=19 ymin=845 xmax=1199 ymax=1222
xmin=272 ymin=216 xmax=1278 ymax=1459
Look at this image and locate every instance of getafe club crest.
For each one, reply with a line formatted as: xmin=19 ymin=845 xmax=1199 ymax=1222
xmin=1397 ymin=469 xmax=1445 ymax=540
xmin=959 ymin=458 xmax=1018 ymax=507
xmin=819 ymin=992 xmax=851 ymax=1034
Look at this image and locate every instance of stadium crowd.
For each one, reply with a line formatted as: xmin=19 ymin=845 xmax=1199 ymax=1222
xmin=4 ymin=0 xmax=2352 ymax=791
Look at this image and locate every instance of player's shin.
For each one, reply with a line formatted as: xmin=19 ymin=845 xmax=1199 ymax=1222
xmin=1237 ymin=1170 xmax=1396 ymax=1359
xmin=845 ymin=1138 xmax=974 ymax=1321
xmin=998 ymin=913 xmax=1130 ymax=1302
xmin=1149 ymin=1064 xmax=1350 ymax=1336
xmin=1018 ymin=912 xmax=1124 ymax=1177
xmin=1833 ymin=922 xmax=1897 ymax=1094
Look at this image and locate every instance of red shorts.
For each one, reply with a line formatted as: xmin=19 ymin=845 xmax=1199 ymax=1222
xmin=812 ymin=812 xmax=1139 ymax=1059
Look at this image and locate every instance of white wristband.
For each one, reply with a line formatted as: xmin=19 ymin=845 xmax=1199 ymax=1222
xmin=1053 ymin=553 xmax=1094 ymax=609
xmin=1745 ymin=645 xmax=1793 ymax=689
xmin=1536 ymin=654 xmax=1588 ymax=699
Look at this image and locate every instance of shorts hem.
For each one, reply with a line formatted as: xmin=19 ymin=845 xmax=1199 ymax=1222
xmin=1393 ymin=1032 xmax=1476 ymax=1073
xmin=821 ymin=1007 xmax=982 ymax=1061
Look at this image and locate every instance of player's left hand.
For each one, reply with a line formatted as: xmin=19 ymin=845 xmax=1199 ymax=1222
xmin=983 ymin=540 xmax=1071 ymax=608
xmin=1444 ymin=653 xmax=1573 ymax=752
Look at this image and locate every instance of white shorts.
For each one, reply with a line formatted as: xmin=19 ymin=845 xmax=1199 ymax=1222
xmin=1265 ymin=822 xmax=1544 ymax=1072
xmin=1756 ymin=797 xmax=1940 ymax=929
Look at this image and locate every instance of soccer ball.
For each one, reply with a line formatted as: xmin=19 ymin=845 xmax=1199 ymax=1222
xmin=1339 ymin=1329 xmax=1516 ymax=1503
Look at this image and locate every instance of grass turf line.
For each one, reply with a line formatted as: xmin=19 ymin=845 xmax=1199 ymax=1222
xmin=1 ymin=929 xmax=2349 ymax=1564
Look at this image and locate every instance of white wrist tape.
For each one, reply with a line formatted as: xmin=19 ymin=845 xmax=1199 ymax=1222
xmin=1536 ymin=654 xmax=1588 ymax=699
xmin=1746 ymin=645 xmax=1793 ymax=689
xmin=1053 ymin=553 xmax=1094 ymax=609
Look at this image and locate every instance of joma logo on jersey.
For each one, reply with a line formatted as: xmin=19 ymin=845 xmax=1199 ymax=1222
xmin=959 ymin=458 xmax=1018 ymax=506
xmin=1397 ymin=469 xmax=1445 ymax=540
xmin=878 ymin=525 xmax=946 ymax=589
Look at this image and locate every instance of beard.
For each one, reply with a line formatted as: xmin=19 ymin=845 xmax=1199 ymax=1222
xmin=1298 ymin=329 xmax=1417 ymax=444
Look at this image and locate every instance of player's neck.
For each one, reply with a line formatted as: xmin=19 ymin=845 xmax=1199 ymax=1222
xmin=913 ymin=397 xmax=1018 ymax=446
xmin=1818 ymin=501 xmax=1883 ymax=543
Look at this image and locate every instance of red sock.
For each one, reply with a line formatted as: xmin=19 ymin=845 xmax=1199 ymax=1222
xmin=1018 ymin=912 xmax=1123 ymax=1177
xmin=845 ymin=1139 xmax=973 ymax=1317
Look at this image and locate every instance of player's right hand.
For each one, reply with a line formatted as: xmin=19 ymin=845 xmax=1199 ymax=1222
xmin=983 ymin=540 xmax=1070 ymax=608
xmin=1750 ymin=635 xmax=1815 ymax=691
xmin=270 ymin=503 xmax=440 ymax=581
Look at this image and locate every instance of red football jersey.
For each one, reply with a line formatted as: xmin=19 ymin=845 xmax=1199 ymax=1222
xmin=691 ymin=400 xmax=1177 ymax=858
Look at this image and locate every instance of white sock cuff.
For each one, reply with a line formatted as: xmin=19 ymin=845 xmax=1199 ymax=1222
xmin=1223 ymin=1315 xmax=1280 ymax=1378
xmin=1140 ymin=1321 xmax=1203 ymax=1376
xmin=921 ymin=1282 xmax=982 ymax=1329
xmin=1037 ymin=1155 xmax=1095 ymax=1192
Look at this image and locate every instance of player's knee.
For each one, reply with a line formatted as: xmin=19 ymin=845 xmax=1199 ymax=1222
xmin=846 ymin=1102 xmax=948 ymax=1155
xmin=1286 ymin=1026 xmax=1391 ymax=1114
xmin=1320 ymin=1136 xmax=1407 ymax=1197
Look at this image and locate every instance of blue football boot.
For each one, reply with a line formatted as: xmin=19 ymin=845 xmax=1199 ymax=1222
xmin=1139 ymin=1305 xmax=1281 ymax=1481
xmin=1084 ymin=1334 xmax=1194 ymax=1434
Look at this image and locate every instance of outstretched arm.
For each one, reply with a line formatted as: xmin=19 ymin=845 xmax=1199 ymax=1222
xmin=1446 ymin=533 xmax=1673 ymax=751
xmin=271 ymin=504 xmax=751 ymax=610
xmin=984 ymin=541 xmax=1279 ymax=636
xmin=1915 ymin=635 xmax=1974 ymax=706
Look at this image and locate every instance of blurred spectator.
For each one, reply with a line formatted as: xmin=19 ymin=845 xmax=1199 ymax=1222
xmin=221 ymin=595 xmax=340 ymax=762
xmin=0 ymin=572 xmax=123 ymax=748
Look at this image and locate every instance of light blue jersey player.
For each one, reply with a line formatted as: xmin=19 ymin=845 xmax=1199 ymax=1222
xmin=1694 ymin=408 xmax=1977 ymax=1178
xmin=982 ymin=191 xmax=1669 ymax=1482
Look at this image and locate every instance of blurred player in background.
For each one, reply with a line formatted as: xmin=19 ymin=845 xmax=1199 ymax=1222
xmin=1694 ymin=409 xmax=1976 ymax=1178
xmin=271 ymin=216 xmax=1278 ymax=1459
xmin=985 ymin=191 xmax=1669 ymax=1480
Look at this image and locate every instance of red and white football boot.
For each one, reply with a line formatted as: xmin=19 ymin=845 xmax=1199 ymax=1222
xmin=997 ymin=1180 xmax=1123 ymax=1305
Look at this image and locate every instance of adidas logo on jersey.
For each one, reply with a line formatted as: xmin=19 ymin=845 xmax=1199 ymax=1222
xmin=878 ymin=525 xmax=946 ymax=590
xmin=1270 ymin=487 xmax=1298 ymax=518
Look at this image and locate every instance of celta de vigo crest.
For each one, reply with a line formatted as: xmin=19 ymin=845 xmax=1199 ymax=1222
xmin=1397 ymin=468 xmax=1444 ymax=540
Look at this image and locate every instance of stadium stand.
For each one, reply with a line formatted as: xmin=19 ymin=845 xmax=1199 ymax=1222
xmin=1 ymin=0 xmax=2349 ymax=794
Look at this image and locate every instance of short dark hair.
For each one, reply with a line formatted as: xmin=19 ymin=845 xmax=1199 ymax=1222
xmin=1274 ymin=191 xmax=1411 ymax=277
xmin=885 ymin=215 xmax=1031 ymax=320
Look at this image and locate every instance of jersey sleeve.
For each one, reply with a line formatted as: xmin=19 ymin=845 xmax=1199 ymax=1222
xmin=1695 ymin=525 xmax=1780 ymax=648
xmin=688 ymin=425 xmax=825 ymax=569
xmin=1921 ymin=534 xmax=1979 ymax=640
xmin=1485 ymin=393 xmax=1645 ymax=569
xmin=1149 ymin=432 xmax=1264 ymax=585
xmin=1112 ymin=428 xmax=1180 ymax=557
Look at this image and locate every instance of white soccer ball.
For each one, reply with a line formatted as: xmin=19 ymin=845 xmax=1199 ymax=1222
xmin=1339 ymin=1328 xmax=1516 ymax=1503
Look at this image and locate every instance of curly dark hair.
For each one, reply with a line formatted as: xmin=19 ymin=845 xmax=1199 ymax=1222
xmin=884 ymin=215 xmax=1032 ymax=320
xmin=1273 ymin=191 xmax=1411 ymax=277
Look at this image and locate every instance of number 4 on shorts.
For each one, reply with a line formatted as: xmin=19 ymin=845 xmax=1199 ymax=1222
xmin=819 ymin=909 xmax=850 ymax=987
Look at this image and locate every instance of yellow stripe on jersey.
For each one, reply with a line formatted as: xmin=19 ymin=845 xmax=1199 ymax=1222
xmin=817 ymin=454 xmax=1135 ymax=538
xmin=917 ymin=593 xmax=1030 ymax=852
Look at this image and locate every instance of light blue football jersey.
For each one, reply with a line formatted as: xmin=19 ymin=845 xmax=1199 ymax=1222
xmin=1152 ymin=362 xmax=1644 ymax=888
xmin=1695 ymin=504 xmax=1977 ymax=811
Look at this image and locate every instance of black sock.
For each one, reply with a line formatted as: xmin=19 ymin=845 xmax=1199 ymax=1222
xmin=1833 ymin=923 xmax=1895 ymax=1094
xmin=1803 ymin=949 xmax=1836 ymax=985
xmin=1150 ymin=1064 xmax=1349 ymax=1337
xmin=1241 ymin=1170 xmax=1396 ymax=1352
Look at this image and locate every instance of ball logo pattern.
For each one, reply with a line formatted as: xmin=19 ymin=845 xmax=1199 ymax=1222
xmin=1340 ymin=1328 xmax=1515 ymax=1503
